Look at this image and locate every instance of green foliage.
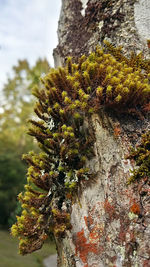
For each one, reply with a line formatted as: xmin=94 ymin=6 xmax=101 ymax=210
xmin=127 ymin=131 xmax=150 ymax=184
xmin=0 ymin=58 xmax=50 ymax=227
xmin=0 ymin=230 xmax=55 ymax=267
xmin=11 ymin=45 xmax=150 ymax=255
xmin=0 ymin=152 xmax=26 ymax=226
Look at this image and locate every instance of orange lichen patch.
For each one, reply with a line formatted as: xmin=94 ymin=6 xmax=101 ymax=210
xmin=124 ymin=189 xmax=138 ymax=207
xmin=66 ymin=193 xmax=72 ymax=199
xmin=114 ymin=126 xmax=121 ymax=137
xmin=104 ymin=199 xmax=116 ymax=220
xmin=74 ymin=228 xmax=99 ymax=266
xmin=130 ymin=202 xmax=140 ymax=215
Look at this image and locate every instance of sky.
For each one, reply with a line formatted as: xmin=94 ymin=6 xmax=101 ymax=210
xmin=0 ymin=0 xmax=61 ymax=88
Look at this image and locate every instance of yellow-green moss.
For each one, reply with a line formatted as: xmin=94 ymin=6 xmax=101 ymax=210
xmin=127 ymin=131 xmax=150 ymax=184
xmin=11 ymin=44 xmax=150 ymax=255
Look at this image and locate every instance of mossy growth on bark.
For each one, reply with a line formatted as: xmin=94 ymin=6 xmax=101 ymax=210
xmin=11 ymin=44 xmax=150 ymax=255
xmin=127 ymin=131 xmax=150 ymax=184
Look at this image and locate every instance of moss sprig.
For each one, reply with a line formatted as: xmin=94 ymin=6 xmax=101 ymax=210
xmin=127 ymin=131 xmax=150 ymax=184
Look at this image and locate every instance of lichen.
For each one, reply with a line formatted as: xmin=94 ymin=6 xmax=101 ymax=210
xmin=128 ymin=212 xmax=138 ymax=220
xmin=11 ymin=44 xmax=150 ymax=255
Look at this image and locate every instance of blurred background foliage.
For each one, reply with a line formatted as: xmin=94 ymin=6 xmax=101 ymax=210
xmin=0 ymin=229 xmax=56 ymax=267
xmin=0 ymin=58 xmax=50 ymax=228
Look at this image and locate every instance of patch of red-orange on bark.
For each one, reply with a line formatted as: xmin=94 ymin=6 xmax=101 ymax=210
xmin=114 ymin=126 xmax=121 ymax=137
xmin=130 ymin=202 xmax=140 ymax=215
xmin=104 ymin=199 xmax=115 ymax=220
xmin=66 ymin=193 xmax=72 ymax=199
xmin=75 ymin=228 xmax=99 ymax=266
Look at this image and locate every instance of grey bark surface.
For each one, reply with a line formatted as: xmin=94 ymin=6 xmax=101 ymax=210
xmin=54 ymin=0 xmax=150 ymax=67
xmin=53 ymin=0 xmax=150 ymax=266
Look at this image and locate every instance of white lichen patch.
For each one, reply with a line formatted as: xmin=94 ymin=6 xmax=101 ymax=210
xmin=121 ymin=159 xmax=133 ymax=174
xmin=98 ymin=21 xmax=104 ymax=31
xmin=134 ymin=0 xmax=150 ymax=42
xmin=116 ymin=246 xmax=126 ymax=267
xmin=80 ymin=0 xmax=88 ymax=16
xmin=128 ymin=212 xmax=138 ymax=220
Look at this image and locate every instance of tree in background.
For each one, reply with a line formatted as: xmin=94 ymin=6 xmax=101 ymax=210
xmin=0 ymin=58 xmax=50 ymax=227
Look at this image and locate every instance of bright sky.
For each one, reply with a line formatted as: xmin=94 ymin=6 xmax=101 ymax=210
xmin=0 ymin=0 xmax=61 ymax=88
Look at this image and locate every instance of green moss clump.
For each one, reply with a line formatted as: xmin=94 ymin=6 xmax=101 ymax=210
xmin=104 ymin=40 xmax=150 ymax=74
xmin=127 ymin=131 xmax=150 ymax=184
xmin=11 ymin=44 xmax=150 ymax=255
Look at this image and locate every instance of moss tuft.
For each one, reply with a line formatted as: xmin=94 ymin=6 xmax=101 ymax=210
xmin=11 ymin=44 xmax=150 ymax=254
xmin=127 ymin=131 xmax=150 ymax=184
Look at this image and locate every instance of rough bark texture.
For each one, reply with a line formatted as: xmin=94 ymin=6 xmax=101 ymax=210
xmin=53 ymin=0 xmax=150 ymax=266
xmin=54 ymin=0 xmax=150 ymax=66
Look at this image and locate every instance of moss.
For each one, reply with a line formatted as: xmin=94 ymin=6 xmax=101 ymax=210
xmin=11 ymin=44 xmax=150 ymax=255
xmin=104 ymin=40 xmax=150 ymax=74
xmin=127 ymin=131 xmax=150 ymax=184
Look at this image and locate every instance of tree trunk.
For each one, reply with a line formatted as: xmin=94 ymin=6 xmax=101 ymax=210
xmin=53 ymin=1 xmax=150 ymax=266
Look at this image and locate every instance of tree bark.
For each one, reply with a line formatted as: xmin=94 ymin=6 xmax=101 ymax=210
xmin=53 ymin=1 xmax=150 ymax=266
